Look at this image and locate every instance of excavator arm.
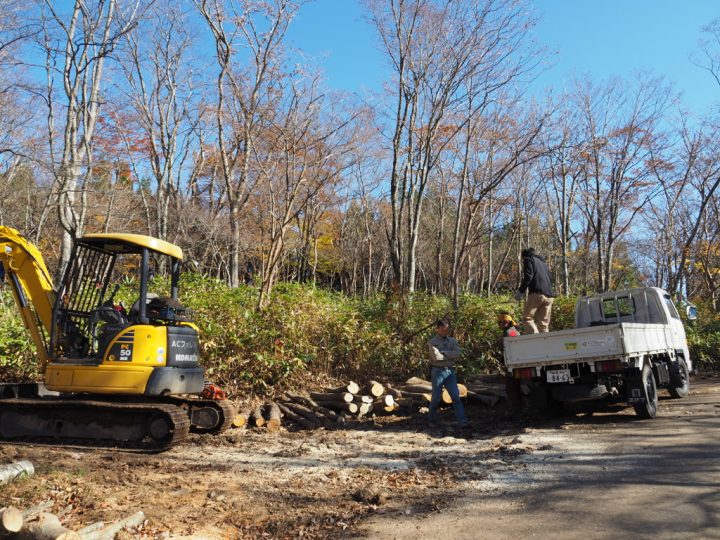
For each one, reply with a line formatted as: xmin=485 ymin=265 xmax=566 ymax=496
xmin=0 ymin=227 xmax=55 ymax=370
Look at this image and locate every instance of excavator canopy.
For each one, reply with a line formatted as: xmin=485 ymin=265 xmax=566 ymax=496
xmin=79 ymin=233 xmax=183 ymax=260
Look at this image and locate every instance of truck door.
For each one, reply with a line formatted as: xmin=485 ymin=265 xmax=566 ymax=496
xmin=661 ymin=292 xmax=690 ymax=363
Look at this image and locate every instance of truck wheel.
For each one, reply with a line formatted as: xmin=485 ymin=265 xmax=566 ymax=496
xmin=633 ymin=364 xmax=658 ymax=419
xmin=668 ymin=359 xmax=690 ymax=399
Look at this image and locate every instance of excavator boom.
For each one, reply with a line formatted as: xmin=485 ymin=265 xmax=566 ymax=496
xmin=0 ymin=227 xmax=55 ymax=370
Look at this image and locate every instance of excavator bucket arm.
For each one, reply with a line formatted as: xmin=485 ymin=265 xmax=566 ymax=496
xmin=0 ymin=227 xmax=55 ymax=370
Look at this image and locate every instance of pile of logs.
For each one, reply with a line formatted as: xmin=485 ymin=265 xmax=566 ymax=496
xmin=394 ymin=377 xmax=469 ymax=405
xmin=309 ymin=380 xmax=401 ymax=420
xmin=230 ymin=374 xmax=509 ymax=432
xmin=231 ymin=380 xmax=407 ymax=431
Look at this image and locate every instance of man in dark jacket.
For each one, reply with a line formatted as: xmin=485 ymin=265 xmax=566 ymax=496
xmin=514 ymin=248 xmax=555 ymax=333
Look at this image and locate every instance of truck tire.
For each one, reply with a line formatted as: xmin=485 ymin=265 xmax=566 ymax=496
xmin=633 ymin=363 xmax=658 ymax=419
xmin=668 ymin=359 xmax=690 ymax=399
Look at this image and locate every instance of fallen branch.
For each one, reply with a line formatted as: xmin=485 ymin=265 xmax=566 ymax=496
xmin=80 ymin=510 xmax=145 ymax=540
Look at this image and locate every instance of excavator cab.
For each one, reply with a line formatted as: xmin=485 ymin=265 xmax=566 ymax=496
xmin=0 ymin=227 xmax=233 ymax=450
xmin=45 ymin=233 xmax=205 ymax=396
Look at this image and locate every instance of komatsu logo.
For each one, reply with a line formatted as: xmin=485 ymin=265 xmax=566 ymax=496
xmin=175 ymin=354 xmax=198 ymax=363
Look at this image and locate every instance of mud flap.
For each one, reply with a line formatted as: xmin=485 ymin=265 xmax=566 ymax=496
xmin=625 ymin=374 xmax=645 ymax=404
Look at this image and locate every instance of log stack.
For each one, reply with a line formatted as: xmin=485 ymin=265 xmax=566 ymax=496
xmin=229 ymin=373 xmax=506 ymax=433
xmin=396 ymin=377 xmax=468 ymax=405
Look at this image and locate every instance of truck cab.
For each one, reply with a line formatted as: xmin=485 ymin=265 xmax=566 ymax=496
xmin=575 ymin=287 xmax=692 ymax=372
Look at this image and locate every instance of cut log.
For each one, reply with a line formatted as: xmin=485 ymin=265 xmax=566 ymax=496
xmin=251 ymin=405 xmax=265 ymax=428
xmin=395 ymin=397 xmax=419 ymax=409
xmin=310 ymin=391 xmax=354 ymax=403
xmin=21 ymin=501 xmax=53 ymax=521
xmin=325 ymin=381 xmax=360 ymax=394
xmin=305 ymin=400 xmax=358 ymax=414
xmin=397 ymin=390 xmax=431 ymax=402
xmin=373 ymin=395 xmax=395 ymax=408
xmin=20 ymin=512 xmax=80 ymax=540
xmin=266 ymin=402 xmax=282 ymax=432
xmin=357 ymin=402 xmax=372 ymax=416
xmin=285 ymin=393 xmax=342 ymax=422
xmin=399 ymin=383 xmax=433 ymax=394
xmin=0 ymin=460 xmax=34 ymax=486
xmin=384 ymin=385 xmax=402 ymax=399
xmin=282 ymin=402 xmax=330 ymax=427
xmin=232 ymin=408 xmax=251 ymax=428
xmin=354 ymin=395 xmax=374 ymax=404
xmin=441 ymin=383 xmax=468 ymax=404
xmin=0 ymin=506 xmax=23 ymax=534
xmin=364 ymin=380 xmax=385 ymax=397
xmin=405 ymin=376 xmax=431 ymax=386
xmin=277 ymin=403 xmax=317 ymax=429
xmin=466 ymin=390 xmax=501 ymax=407
xmin=466 ymin=383 xmax=507 ymax=398
xmin=80 ymin=510 xmax=145 ymax=540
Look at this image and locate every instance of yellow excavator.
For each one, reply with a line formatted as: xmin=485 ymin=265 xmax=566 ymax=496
xmin=0 ymin=226 xmax=235 ymax=451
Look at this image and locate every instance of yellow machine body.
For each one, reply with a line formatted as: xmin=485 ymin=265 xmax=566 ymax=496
xmin=0 ymin=226 xmax=204 ymax=397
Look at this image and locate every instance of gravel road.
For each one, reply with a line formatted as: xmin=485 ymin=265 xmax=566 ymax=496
xmin=358 ymin=377 xmax=720 ymax=540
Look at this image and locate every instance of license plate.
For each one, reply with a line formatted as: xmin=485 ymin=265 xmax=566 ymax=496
xmin=546 ymin=369 xmax=571 ymax=383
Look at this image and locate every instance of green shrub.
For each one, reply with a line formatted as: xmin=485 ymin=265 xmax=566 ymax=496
xmin=0 ymin=290 xmax=40 ymax=381
xmin=1 ymin=275 xmax=718 ymax=395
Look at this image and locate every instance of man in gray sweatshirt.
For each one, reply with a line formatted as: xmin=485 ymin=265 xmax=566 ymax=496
xmin=427 ymin=319 xmax=468 ymax=428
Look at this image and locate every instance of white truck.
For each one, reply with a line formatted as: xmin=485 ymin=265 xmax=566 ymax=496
xmin=503 ymin=287 xmax=695 ymax=418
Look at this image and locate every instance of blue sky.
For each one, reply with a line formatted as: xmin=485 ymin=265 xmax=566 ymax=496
xmin=287 ymin=0 xmax=720 ymax=115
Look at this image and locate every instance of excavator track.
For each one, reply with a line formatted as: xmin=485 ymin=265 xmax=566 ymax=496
xmin=0 ymin=398 xmax=190 ymax=452
xmin=163 ymin=397 xmax=236 ymax=434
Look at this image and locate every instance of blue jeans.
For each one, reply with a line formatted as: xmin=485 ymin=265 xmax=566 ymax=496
xmin=428 ymin=367 xmax=466 ymax=423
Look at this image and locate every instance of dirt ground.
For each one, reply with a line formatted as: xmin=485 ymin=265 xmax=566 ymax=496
xmin=1 ymin=376 xmax=719 ymax=539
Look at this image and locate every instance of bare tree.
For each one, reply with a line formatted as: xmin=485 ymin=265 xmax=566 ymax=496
xmin=194 ymin=0 xmax=302 ymax=287
xmin=367 ymin=0 xmax=540 ymax=295
xmin=36 ymin=0 xmax=143 ymax=277
xmin=254 ymin=75 xmax=357 ymax=307
xmin=538 ymin=103 xmax=582 ymax=295
xmin=575 ymin=76 xmax=671 ymax=292
xmin=118 ymin=2 xmax=199 ymax=245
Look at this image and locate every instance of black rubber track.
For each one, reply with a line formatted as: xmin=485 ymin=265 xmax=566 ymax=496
xmin=0 ymin=398 xmax=190 ymax=452
xmin=162 ymin=397 xmax=236 ymax=434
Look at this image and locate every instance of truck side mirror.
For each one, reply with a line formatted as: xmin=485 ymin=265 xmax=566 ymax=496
xmin=686 ymin=305 xmax=698 ymax=321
